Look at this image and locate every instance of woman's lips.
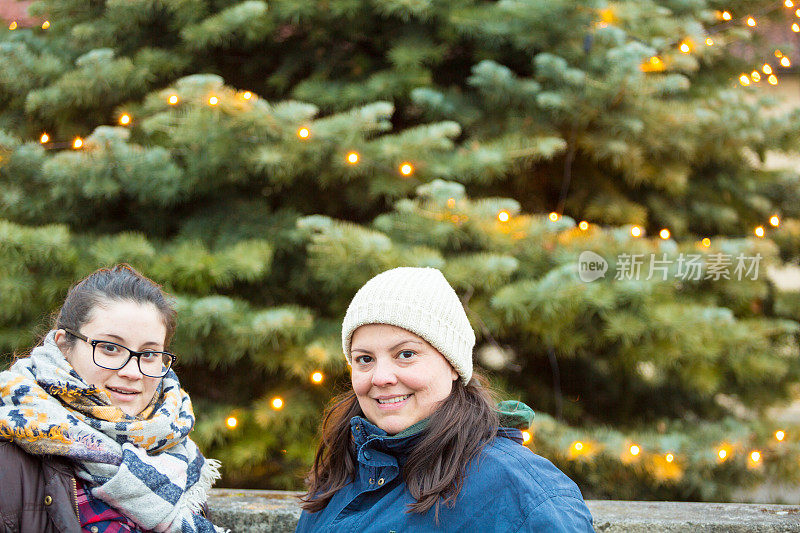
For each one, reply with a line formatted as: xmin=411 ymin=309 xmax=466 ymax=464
xmin=105 ymin=386 xmax=140 ymax=402
xmin=375 ymin=394 xmax=412 ymax=410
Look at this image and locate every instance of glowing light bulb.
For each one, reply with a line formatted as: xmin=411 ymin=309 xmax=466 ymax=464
xmin=763 ymin=64 xmax=773 ymax=75
xmin=787 ymin=0 xmax=794 ymax=7
xmin=447 ymin=197 xmax=456 ymax=209
xmin=781 ymin=57 xmax=791 ymax=67
xmin=522 ymin=431 xmax=532 ymax=444
xmin=659 ymin=229 xmax=670 ymax=240
xmin=498 ymin=210 xmax=510 ymax=222
xmin=705 ymin=38 xmax=714 ymax=46
xmin=665 ymin=453 xmax=674 ymax=463
xmin=702 ymin=238 xmax=711 ymax=247
xmin=297 ymin=127 xmax=310 ymax=139
xmin=39 ymin=133 xmax=49 ymax=144
xmin=579 ymin=221 xmax=589 ymax=231
xmin=746 ymin=16 xmax=756 ymax=27
xmin=346 ymin=151 xmax=359 ymax=164
xmin=119 ymin=113 xmax=131 ymax=126
xmin=549 ymin=212 xmax=559 ymax=221
xmin=630 ymin=445 xmax=640 ymax=456
xmin=72 ymin=137 xmax=83 ymax=149
xmin=631 ymin=226 xmax=642 ymax=237
xmin=768 ymin=75 xmax=778 ymax=85
xmin=793 ymin=23 xmax=800 ymax=32
xmin=226 ymin=417 xmax=237 ymax=428
xmin=242 ymin=91 xmax=252 ymax=100
xmin=311 ymin=371 xmax=324 ymax=383
xmin=573 ymin=441 xmax=584 ymax=452
xmin=271 ymin=397 xmax=284 ymax=410
xmin=755 ymin=226 xmax=765 ymax=237
xmin=679 ymin=42 xmax=691 ymax=54
xmin=41 ymin=20 xmax=50 ymax=29
xmin=750 ymin=451 xmax=761 ymax=463
xmin=739 ymin=74 xmax=751 ymax=86
xmin=208 ymin=96 xmax=218 ymax=106
xmin=776 ymin=430 xmax=786 ymax=441
xmin=399 ymin=162 xmax=414 ymax=176
xmin=168 ymin=94 xmax=179 ymax=105
xmin=718 ymin=448 xmax=728 ymax=460
xmin=8 ymin=21 xmax=17 ymax=30
xmin=770 ymin=215 xmax=780 ymax=227
xmin=796 ymin=8 xmax=800 ymax=16
xmin=721 ymin=10 xmax=732 ymax=20
xmin=751 ymin=71 xmax=761 ymax=82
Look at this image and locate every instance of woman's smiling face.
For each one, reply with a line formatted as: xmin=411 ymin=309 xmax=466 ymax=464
xmin=350 ymin=323 xmax=458 ymax=435
xmin=55 ymin=299 xmax=167 ymax=417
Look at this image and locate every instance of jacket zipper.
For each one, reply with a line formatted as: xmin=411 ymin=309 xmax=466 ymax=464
xmin=71 ymin=476 xmax=79 ymax=518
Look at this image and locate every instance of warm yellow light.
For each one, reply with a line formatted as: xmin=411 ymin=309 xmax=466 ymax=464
xmin=8 ymin=21 xmax=17 ymax=30
xmin=271 ymin=397 xmax=284 ymax=410
xmin=793 ymin=23 xmax=800 ymax=32
xmin=781 ymin=56 xmax=791 ymax=67
xmin=659 ymin=229 xmax=670 ymax=240
xmin=768 ymin=75 xmax=778 ymax=85
xmin=346 ymin=151 xmax=359 ymax=164
xmin=705 ymin=38 xmax=714 ymax=46
xmin=665 ymin=453 xmax=674 ymax=463
xmin=579 ymin=221 xmax=589 ymax=231
xmin=770 ymin=215 xmax=780 ymax=227
xmin=721 ymin=10 xmax=732 ymax=20
xmin=522 ymin=431 xmax=532 ymax=444
xmin=746 ymin=16 xmax=756 ymax=27
xmin=718 ymin=448 xmax=728 ymax=460
xmin=763 ymin=64 xmax=773 ymax=75
xmin=702 ymin=238 xmax=711 ymax=247
xmin=242 ymin=91 xmax=252 ymax=100
xmin=573 ymin=441 xmax=584 ymax=452
xmin=796 ymin=8 xmax=800 ymax=16
xmin=750 ymin=450 xmax=761 ymax=463
xmin=751 ymin=71 xmax=761 ymax=82
xmin=549 ymin=212 xmax=559 ymax=222
xmin=208 ymin=96 xmax=219 ymax=106
xmin=787 ymin=0 xmax=794 ymax=7
xmin=168 ymin=94 xmax=179 ymax=105
xmin=630 ymin=445 xmax=640 ymax=456
xmin=641 ymin=56 xmax=665 ymax=72
xmin=679 ymin=42 xmax=691 ymax=54
xmin=226 ymin=416 xmax=237 ymax=428
xmin=739 ymin=74 xmax=751 ymax=86
xmin=119 ymin=113 xmax=131 ymax=126
xmin=297 ymin=127 xmax=310 ymax=139
xmin=311 ymin=371 xmax=324 ymax=384
xmin=41 ymin=20 xmax=50 ymax=30
xmin=39 ymin=133 xmax=49 ymax=144
xmin=72 ymin=137 xmax=83 ymax=149
xmin=776 ymin=50 xmax=784 ymax=58
xmin=447 ymin=197 xmax=456 ymax=209
xmin=498 ymin=210 xmax=510 ymax=222
xmin=399 ymin=162 xmax=414 ymax=176
xmin=776 ymin=430 xmax=786 ymax=442
xmin=631 ymin=226 xmax=642 ymax=237
xmin=755 ymin=226 xmax=765 ymax=238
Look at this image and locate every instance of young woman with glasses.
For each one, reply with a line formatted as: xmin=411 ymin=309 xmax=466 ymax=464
xmin=0 ymin=265 xmax=225 ymax=532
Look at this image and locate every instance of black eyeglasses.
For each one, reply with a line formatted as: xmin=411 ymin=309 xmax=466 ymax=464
xmin=63 ymin=328 xmax=176 ymax=378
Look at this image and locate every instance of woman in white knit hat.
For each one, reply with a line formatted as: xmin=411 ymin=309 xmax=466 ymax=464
xmin=297 ymin=267 xmax=593 ymax=532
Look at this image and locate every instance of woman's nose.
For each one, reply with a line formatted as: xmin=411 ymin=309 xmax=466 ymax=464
xmin=117 ymin=356 xmax=143 ymax=379
xmin=371 ymin=359 xmax=398 ymax=386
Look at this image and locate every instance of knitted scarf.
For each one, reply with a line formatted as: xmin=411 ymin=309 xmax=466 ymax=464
xmin=0 ymin=331 xmax=225 ymax=533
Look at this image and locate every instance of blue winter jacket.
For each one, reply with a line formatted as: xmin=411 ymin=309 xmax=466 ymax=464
xmin=296 ymin=416 xmax=594 ymax=532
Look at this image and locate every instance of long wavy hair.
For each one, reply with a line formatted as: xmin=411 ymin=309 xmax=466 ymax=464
xmin=301 ymin=372 xmax=499 ymax=520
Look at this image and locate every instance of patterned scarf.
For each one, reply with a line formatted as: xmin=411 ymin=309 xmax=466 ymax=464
xmin=0 ymin=331 xmax=226 ymax=533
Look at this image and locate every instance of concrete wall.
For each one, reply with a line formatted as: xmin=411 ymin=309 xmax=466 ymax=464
xmin=207 ymin=489 xmax=800 ymax=532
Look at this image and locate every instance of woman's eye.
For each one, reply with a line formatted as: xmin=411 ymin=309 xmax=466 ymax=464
xmin=354 ymin=355 xmax=372 ymax=365
xmin=398 ymin=350 xmax=415 ymax=359
xmin=98 ymin=343 xmax=120 ymax=354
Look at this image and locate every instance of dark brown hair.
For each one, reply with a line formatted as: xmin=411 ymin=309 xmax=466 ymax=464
xmin=301 ymin=372 xmax=499 ymax=521
xmin=53 ymin=264 xmax=177 ymax=348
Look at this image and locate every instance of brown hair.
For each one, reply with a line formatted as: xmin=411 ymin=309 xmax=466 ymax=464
xmin=301 ymin=372 xmax=499 ymax=521
xmin=53 ymin=264 xmax=177 ymax=348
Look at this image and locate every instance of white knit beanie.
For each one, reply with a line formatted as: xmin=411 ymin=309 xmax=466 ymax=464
xmin=341 ymin=267 xmax=475 ymax=384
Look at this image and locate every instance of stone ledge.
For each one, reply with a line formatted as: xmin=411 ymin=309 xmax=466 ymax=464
xmin=207 ymin=489 xmax=800 ymax=532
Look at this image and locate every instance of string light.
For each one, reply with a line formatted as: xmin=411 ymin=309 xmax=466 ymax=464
xmin=717 ymin=446 xmax=730 ymax=461
xmin=705 ymin=38 xmax=714 ymax=46
xmin=739 ymin=74 xmax=751 ymax=86
xmin=702 ymin=238 xmax=711 ymax=247
xmin=242 ymin=91 xmax=252 ymax=100
xmin=579 ymin=221 xmax=589 ymax=230
xmin=311 ymin=371 xmax=324 ymax=384
xmin=549 ymin=212 xmax=559 ymax=222
xmin=297 ymin=127 xmax=310 ymax=139
xmin=522 ymin=431 xmax=532 ymax=444
xmin=631 ymin=226 xmax=642 ymax=237
xmin=754 ymin=226 xmax=765 ymax=238
xmin=498 ymin=210 xmax=510 ymax=222
xmin=746 ymin=16 xmax=756 ymax=27
xmin=447 ymin=197 xmax=456 ymax=209
xmin=8 ymin=21 xmax=17 ymax=30
xmin=776 ymin=430 xmax=786 ymax=442
xmin=573 ymin=441 xmax=584 ymax=452
xmin=750 ymin=450 xmax=761 ymax=464
xmin=41 ymin=20 xmax=50 ymax=30
xmin=659 ymin=229 xmax=670 ymax=239
xmin=641 ymin=56 xmax=665 ymax=72
xmin=763 ymin=64 xmax=773 ymax=75
xmin=768 ymin=75 xmax=778 ymax=85
xmin=679 ymin=42 xmax=691 ymax=54
xmin=629 ymin=444 xmax=640 ymax=456
xmin=665 ymin=453 xmax=674 ymax=463
xmin=119 ymin=113 xmax=131 ymax=126
xmin=793 ymin=23 xmax=800 ymax=32
xmin=751 ymin=71 xmax=761 ymax=82
xmin=39 ymin=133 xmax=49 ymax=144
xmin=271 ymin=397 xmax=284 ymax=410
xmin=72 ymin=137 xmax=83 ymax=149
xmin=770 ymin=215 xmax=780 ymax=227
xmin=787 ymin=0 xmax=794 ymax=7
xmin=721 ymin=10 xmax=732 ymax=20
xmin=208 ymin=96 xmax=219 ymax=106
xmin=796 ymin=8 xmax=800 ymax=16
xmin=168 ymin=94 xmax=179 ymax=105
xmin=781 ymin=56 xmax=791 ymax=67
xmin=399 ymin=162 xmax=414 ymax=176
xmin=346 ymin=151 xmax=359 ymax=164
xmin=226 ymin=416 xmax=237 ymax=429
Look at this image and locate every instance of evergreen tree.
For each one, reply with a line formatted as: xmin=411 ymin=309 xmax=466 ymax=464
xmin=2 ymin=0 xmax=800 ymax=499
